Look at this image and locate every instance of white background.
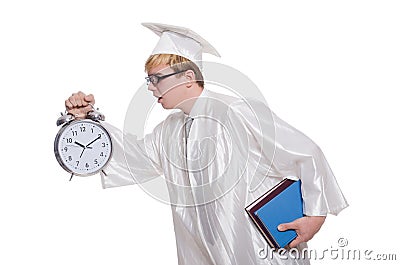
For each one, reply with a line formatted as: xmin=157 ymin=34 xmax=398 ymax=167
xmin=1 ymin=0 xmax=399 ymax=264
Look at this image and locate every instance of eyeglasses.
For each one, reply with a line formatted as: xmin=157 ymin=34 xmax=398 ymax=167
xmin=145 ymin=70 xmax=186 ymax=86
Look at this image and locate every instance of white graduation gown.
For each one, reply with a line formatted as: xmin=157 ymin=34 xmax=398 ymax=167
xmin=100 ymin=88 xmax=349 ymax=265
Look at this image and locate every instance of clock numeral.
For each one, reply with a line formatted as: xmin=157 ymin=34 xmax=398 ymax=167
xmin=66 ymin=138 xmax=72 ymax=143
xmin=94 ymin=159 xmax=98 ymax=165
xmin=91 ymin=128 xmax=94 ymax=133
xmin=102 ymin=143 xmax=106 ymax=147
xmin=85 ymin=163 xmax=89 ymax=168
xmin=72 ymin=130 xmax=78 ymax=136
xmin=80 ymin=127 xmax=86 ymax=132
xmin=98 ymin=134 xmax=102 ymax=139
xmin=100 ymin=152 xmax=104 ymax=157
xmin=68 ymin=156 xmax=72 ymax=161
xmin=64 ymin=147 xmax=68 ymax=152
xmin=76 ymin=161 xmax=79 ymax=166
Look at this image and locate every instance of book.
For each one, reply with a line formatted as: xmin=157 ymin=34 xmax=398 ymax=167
xmin=245 ymin=178 xmax=304 ymax=249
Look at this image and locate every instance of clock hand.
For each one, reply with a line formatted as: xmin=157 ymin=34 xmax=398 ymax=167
xmin=75 ymin=136 xmax=100 ymax=159
xmin=86 ymin=135 xmax=101 ymax=148
xmin=75 ymin=141 xmax=87 ymax=158
xmin=74 ymin=141 xmax=86 ymax=149
xmin=79 ymin=148 xmax=85 ymax=158
xmin=66 ymin=144 xmax=92 ymax=149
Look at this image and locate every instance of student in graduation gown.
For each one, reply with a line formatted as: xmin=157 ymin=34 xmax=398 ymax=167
xmin=64 ymin=22 xmax=349 ymax=265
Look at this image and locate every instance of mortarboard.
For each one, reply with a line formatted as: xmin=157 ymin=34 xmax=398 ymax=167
xmin=142 ymin=22 xmax=221 ymax=69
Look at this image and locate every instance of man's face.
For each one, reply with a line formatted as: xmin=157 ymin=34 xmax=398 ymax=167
xmin=147 ymin=63 xmax=188 ymax=110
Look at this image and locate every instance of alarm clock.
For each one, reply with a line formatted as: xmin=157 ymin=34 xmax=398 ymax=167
xmin=54 ymin=107 xmax=113 ymax=180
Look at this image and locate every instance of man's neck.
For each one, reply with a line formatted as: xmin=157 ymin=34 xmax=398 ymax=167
xmin=182 ymin=86 xmax=203 ymax=115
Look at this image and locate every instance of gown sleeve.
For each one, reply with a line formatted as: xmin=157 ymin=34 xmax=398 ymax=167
xmin=227 ymin=99 xmax=349 ymax=216
xmin=99 ymin=122 xmax=163 ymax=189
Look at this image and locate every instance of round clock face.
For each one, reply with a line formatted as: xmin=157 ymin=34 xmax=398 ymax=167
xmin=55 ymin=120 xmax=112 ymax=176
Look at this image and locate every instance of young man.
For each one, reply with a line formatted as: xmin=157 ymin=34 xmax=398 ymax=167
xmin=65 ymin=23 xmax=348 ymax=265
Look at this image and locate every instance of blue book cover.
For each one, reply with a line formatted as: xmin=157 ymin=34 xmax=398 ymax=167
xmin=249 ymin=179 xmax=304 ymax=249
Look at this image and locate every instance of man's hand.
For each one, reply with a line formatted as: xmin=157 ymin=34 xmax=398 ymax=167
xmin=278 ymin=216 xmax=326 ymax=248
xmin=65 ymin=91 xmax=95 ymax=119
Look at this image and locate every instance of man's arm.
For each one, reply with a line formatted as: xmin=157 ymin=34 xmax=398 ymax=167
xmin=227 ymin=98 xmax=348 ymax=246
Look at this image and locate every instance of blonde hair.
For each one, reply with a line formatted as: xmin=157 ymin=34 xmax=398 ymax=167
xmin=144 ymin=54 xmax=204 ymax=87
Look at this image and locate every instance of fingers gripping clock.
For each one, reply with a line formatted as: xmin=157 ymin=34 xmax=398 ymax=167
xmin=54 ymin=106 xmax=113 ymax=180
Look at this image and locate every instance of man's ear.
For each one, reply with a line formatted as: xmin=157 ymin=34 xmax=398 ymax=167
xmin=184 ymin=70 xmax=195 ymax=87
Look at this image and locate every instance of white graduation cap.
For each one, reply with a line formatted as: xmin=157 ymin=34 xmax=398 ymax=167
xmin=142 ymin=22 xmax=221 ymax=70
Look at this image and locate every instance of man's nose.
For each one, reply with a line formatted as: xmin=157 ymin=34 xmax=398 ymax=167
xmin=147 ymin=83 xmax=157 ymax=92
